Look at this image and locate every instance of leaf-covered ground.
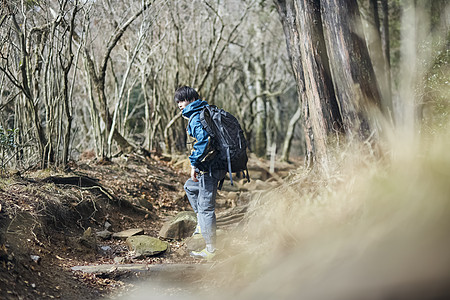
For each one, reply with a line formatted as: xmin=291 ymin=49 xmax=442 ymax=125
xmin=0 ymin=154 xmax=208 ymax=299
xmin=0 ymin=153 xmax=290 ymax=299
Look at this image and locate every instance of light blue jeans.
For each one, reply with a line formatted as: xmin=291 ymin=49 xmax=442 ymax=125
xmin=184 ymin=169 xmax=226 ymax=247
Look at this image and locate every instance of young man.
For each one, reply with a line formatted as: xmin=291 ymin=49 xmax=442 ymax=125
xmin=174 ymin=86 xmax=226 ymax=260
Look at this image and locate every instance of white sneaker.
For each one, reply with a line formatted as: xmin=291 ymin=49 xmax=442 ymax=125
xmin=190 ymin=248 xmax=216 ymax=260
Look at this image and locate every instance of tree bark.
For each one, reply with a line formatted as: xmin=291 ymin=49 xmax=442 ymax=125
xmin=84 ymin=52 xmax=134 ymax=156
xmin=61 ymin=4 xmax=78 ymax=166
xmin=320 ymin=0 xmax=382 ymax=139
xmin=366 ymin=0 xmax=392 ymax=117
xmin=254 ymin=57 xmax=267 ymax=158
xmin=293 ymin=0 xmax=343 ymax=159
xmin=10 ymin=13 xmax=52 ymax=167
xmin=274 ymin=0 xmax=313 ymax=161
xmin=274 ymin=0 xmax=343 ymax=162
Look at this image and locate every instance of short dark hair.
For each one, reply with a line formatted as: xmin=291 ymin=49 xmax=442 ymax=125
xmin=174 ymin=86 xmax=200 ymax=103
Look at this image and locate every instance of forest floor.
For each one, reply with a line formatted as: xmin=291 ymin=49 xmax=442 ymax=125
xmin=0 ymin=152 xmax=295 ymax=299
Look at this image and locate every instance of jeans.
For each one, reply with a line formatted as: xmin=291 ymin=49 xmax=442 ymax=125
xmin=184 ymin=169 xmax=226 ymax=246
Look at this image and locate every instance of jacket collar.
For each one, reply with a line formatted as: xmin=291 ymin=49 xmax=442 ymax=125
xmin=182 ymin=99 xmax=208 ymax=119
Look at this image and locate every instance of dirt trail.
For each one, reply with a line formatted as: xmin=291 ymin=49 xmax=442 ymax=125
xmin=0 ymin=154 xmax=294 ymax=299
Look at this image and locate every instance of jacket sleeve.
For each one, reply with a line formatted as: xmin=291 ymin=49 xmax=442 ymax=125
xmin=188 ymin=115 xmax=209 ymax=168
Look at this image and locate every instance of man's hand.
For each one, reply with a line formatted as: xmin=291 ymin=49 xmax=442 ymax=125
xmin=191 ymin=166 xmax=199 ymax=182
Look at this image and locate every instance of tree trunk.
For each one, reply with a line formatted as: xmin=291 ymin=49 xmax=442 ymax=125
xmin=274 ymin=0 xmax=313 ymax=161
xmin=320 ymin=0 xmax=383 ymax=139
xmin=84 ymin=51 xmax=135 ymax=156
xmin=366 ymin=0 xmax=392 ymax=117
xmin=254 ymin=57 xmax=267 ymax=158
xmin=62 ymin=4 xmax=78 ymax=166
xmin=82 ymin=3 xmax=151 ymax=157
xmin=274 ymin=0 xmax=343 ymax=162
xmin=10 ymin=13 xmax=52 ymax=167
xmin=281 ymin=99 xmax=301 ymax=162
xmin=293 ymin=0 xmax=343 ymax=159
xmin=380 ymin=0 xmax=392 ymax=116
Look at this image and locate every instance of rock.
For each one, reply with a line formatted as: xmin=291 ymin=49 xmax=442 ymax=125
xmin=104 ymin=221 xmax=112 ymax=230
xmin=112 ymin=228 xmax=144 ymax=240
xmin=96 ymin=230 xmax=112 ymax=240
xmin=220 ymin=182 xmax=240 ymax=192
xmin=79 ymin=227 xmax=97 ymax=250
xmin=126 ymin=235 xmax=168 ymax=257
xmin=159 ymin=211 xmax=197 ymax=240
xmin=184 ymin=234 xmax=205 ymax=251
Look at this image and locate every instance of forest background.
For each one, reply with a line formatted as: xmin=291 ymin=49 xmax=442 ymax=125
xmin=0 ymin=0 xmax=448 ymax=170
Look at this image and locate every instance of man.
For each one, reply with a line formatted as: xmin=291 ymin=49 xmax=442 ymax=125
xmin=175 ymin=86 xmax=226 ymax=260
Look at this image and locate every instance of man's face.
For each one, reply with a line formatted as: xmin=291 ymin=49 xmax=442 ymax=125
xmin=177 ymin=100 xmax=191 ymax=111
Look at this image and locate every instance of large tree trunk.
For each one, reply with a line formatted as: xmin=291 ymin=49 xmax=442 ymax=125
xmin=9 ymin=13 xmax=53 ymax=167
xmin=293 ymin=0 xmax=343 ymax=159
xmin=274 ymin=0 xmax=343 ymax=162
xmin=366 ymin=0 xmax=392 ymax=118
xmin=273 ymin=0 xmax=313 ymax=162
xmin=275 ymin=0 xmax=384 ymax=161
xmin=320 ymin=0 xmax=383 ymax=139
xmin=62 ymin=4 xmax=79 ymax=166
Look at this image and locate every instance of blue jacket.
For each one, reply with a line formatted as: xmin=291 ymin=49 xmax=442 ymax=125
xmin=182 ymin=99 xmax=210 ymax=168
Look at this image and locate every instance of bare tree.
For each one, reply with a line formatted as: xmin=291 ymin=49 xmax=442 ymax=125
xmin=1 ymin=0 xmax=302 ymax=168
xmin=0 ymin=1 xmax=81 ymax=167
xmin=82 ymin=1 xmax=153 ymax=158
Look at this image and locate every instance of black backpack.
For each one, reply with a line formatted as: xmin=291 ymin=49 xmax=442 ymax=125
xmin=197 ymin=105 xmax=250 ymax=187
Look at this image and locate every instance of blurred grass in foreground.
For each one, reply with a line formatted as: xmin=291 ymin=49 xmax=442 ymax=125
xmin=213 ymin=126 xmax=450 ymax=299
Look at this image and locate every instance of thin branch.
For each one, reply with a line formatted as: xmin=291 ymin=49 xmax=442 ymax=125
xmin=99 ymin=1 xmax=152 ymax=84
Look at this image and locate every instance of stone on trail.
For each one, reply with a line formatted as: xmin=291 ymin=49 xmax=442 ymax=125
xmin=126 ymin=235 xmax=168 ymax=257
xmin=96 ymin=230 xmax=112 ymax=240
xmin=112 ymin=228 xmax=144 ymax=240
xmin=184 ymin=234 xmax=205 ymax=251
xmin=79 ymin=227 xmax=97 ymax=250
xmin=159 ymin=211 xmax=197 ymax=240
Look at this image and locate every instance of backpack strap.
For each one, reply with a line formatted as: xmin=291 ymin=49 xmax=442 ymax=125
xmin=226 ymin=146 xmax=233 ymax=185
xmin=216 ymin=111 xmax=234 ymax=186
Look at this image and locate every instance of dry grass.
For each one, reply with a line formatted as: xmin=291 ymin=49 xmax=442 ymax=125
xmin=185 ymin=124 xmax=447 ymax=300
